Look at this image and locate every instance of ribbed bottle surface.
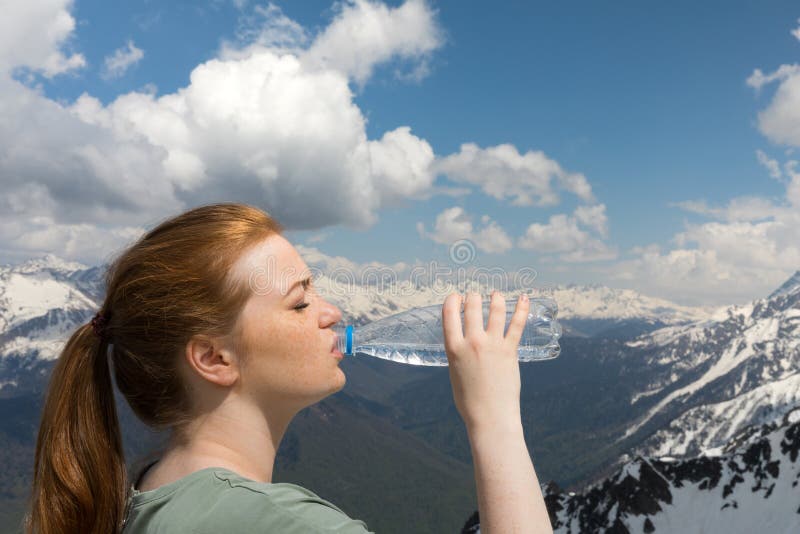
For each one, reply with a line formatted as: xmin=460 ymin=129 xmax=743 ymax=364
xmin=333 ymin=297 xmax=561 ymax=366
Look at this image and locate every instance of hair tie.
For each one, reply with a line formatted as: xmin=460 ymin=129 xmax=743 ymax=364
xmin=90 ymin=311 xmax=110 ymax=341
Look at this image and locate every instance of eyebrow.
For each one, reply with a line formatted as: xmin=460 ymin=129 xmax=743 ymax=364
xmin=284 ymin=275 xmax=313 ymax=300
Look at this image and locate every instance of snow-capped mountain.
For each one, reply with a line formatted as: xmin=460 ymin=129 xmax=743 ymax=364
xmin=299 ymin=245 xmax=714 ymax=335
xmin=770 ymin=270 xmax=800 ymax=299
xmin=635 ymin=373 xmax=800 ymax=458
xmin=542 ymin=408 xmax=800 ymax=533
xmin=0 ymin=255 xmax=103 ymax=394
xmin=0 ymin=255 xmax=100 ymax=349
xmin=618 ymin=270 xmax=800 ymax=452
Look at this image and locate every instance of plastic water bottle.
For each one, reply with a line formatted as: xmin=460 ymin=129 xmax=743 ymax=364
xmin=332 ymin=295 xmax=561 ymax=366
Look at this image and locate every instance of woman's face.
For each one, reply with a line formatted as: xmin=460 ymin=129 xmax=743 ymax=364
xmin=229 ymin=234 xmax=345 ymax=413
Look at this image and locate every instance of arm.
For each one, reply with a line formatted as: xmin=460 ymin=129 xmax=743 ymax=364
xmin=468 ymin=418 xmax=552 ymax=533
xmin=442 ymin=291 xmax=553 ymax=534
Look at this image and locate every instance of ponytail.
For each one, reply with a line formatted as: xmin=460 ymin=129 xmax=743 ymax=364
xmin=24 ymin=318 xmax=128 ymax=534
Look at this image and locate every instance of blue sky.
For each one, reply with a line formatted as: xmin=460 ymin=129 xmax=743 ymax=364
xmin=3 ymin=0 xmax=800 ymax=305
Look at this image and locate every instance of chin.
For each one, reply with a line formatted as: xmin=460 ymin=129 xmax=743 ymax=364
xmin=332 ymin=367 xmax=346 ymax=390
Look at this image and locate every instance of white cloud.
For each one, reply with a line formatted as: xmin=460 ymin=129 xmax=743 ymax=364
xmin=785 ymin=160 xmax=800 ymax=207
xmin=792 ymin=18 xmax=800 ymax=41
xmin=303 ymin=232 xmax=330 ymax=244
xmin=416 ymin=207 xmax=513 ymax=254
xmin=302 ymin=0 xmax=444 ymax=88
xmin=754 ymin=72 xmax=800 ymax=146
xmin=667 ymin=196 xmax=790 ymax=223
xmin=435 ymin=142 xmax=595 ymax=207
xmin=748 ymin=28 xmax=800 ymax=147
xmin=608 ymin=166 xmax=800 ymax=306
xmin=101 ymin=40 xmax=144 ymax=80
xmin=228 ymin=3 xmax=310 ymax=54
xmin=756 ymin=149 xmax=782 ymax=180
xmin=416 ymin=203 xmax=614 ymax=262
xmin=0 ymin=0 xmax=448 ymax=263
xmin=574 ymin=203 xmax=609 ymax=238
xmin=367 ymin=126 xmax=436 ymax=204
xmin=516 ymin=205 xmax=617 ymax=263
xmin=0 ymin=0 xmax=85 ymax=77
xmin=746 ymin=64 xmax=800 ymax=91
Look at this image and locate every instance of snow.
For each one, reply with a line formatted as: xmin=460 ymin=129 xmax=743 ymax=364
xmin=554 ymin=416 xmax=800 ymax=534
xmin=788 ymin=410 xmax=800 ymax=424
xmin=0 ymin=258 xmax=99 ymax=361
xmin=300 ymin=244 xmax=717 ymax=326
xmin=623 ymin=303 xmax=792 ymax=440
xmin=617 ymin=460 xmax=641 ymax=481
xmin=640 ymin=373 xmax=800 ymax=458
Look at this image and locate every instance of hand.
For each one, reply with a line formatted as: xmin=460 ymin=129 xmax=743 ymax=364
xmin=441 ymin=291 xmax=531 ymax=433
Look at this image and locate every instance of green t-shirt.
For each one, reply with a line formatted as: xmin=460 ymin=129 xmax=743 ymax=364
xmin=121 ymin=466 xmax=374 ymax=533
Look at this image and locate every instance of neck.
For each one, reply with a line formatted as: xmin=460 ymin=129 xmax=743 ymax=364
xmin=156 ymin=396 xmax=296 ymax=484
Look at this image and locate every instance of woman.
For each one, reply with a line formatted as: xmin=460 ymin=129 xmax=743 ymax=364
xmin=24 ymin=202 xmax=552 ymax=533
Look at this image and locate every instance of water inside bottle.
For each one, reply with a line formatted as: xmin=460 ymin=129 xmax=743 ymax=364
xmin=355 ymin=341 xmax=560 ymax=366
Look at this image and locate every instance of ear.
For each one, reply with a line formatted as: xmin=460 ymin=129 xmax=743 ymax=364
xmin=184 ymin=334 xmax=240 ymax=388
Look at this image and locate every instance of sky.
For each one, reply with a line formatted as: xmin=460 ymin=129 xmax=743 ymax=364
xmin=1 ymin=0 xmax=799 ymax=306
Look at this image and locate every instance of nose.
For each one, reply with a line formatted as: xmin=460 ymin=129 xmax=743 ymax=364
xmin=319 ymin=298 xmax=343 ymax=327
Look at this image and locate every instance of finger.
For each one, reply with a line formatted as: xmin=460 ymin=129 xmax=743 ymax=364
xmin=504 ymin=293 xmax=530 ymax=346
xmin=463 ymin=291 xmax=484 ymax=338
xmin=442 ymin=292 xmax=465 ymax=351
xmin=485 ymin=291 xmax=506 ymax=337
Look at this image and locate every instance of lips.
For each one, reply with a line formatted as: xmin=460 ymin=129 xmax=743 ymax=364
xmin=330 ymin=333 xmax=338 ymax=352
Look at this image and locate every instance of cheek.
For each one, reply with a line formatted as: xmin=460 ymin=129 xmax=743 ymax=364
xmin=257 ymin=316 xmax=319 ymax=363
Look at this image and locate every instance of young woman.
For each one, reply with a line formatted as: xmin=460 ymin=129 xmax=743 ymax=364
xmin=24 ymin=202 xmax=552 ymax=533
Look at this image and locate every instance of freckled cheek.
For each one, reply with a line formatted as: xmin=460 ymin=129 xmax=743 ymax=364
xmin=274 ymin=322 xmax=319 ymax=361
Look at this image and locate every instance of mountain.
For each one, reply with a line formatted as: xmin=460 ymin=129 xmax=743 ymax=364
xmin=0 ymin=255 xmax=101 ymax=397
xmin=634 ymin=373 xmax=800 ymax=459
xmin=618 ymin=270 xmax=800 ymax=457
xmin=770 ymin=270 xmax=800 ymax=299
xmin=461 ymin=408 xmax=800 ymax=533
xmin=299 ymin=245 xmax=714 ymax=339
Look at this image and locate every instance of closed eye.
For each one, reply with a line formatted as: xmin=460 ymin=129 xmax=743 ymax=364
xmin=293 ymin=302 xmax=310 ymax=312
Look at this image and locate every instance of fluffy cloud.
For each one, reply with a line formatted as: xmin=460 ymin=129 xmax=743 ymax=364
xmin=0 ymin=0 xmax=445 ymax=263
xmin=667 ymin=196 xmax=789 ymax=223
xmin=417 ymin=203 xmax=615 ymax=262
xmin=0 ymin=0 xmax=85 ymax=77
xmin=226 ymin=2 xmax=310 ymax=53
xmin=302 ymin=0 xmax=444 ymax=87
xmin=435 ymin=142 xmax=595 ymax=207
xmin=416 ymin=207 xmax=513 ymax=254
xmin=516 ymin=205 xmax=616 ymax=263
xmin=607 ymin=165 xmax=800 ymax=305
xmin=753 ymin=72 xmax=800 ymax=146
xmin=101 ymin=40 xmax=144 ymax=80
xmin=746 ymin=64 xmax=800 ymax=91
xmin=420 ymin=143 xmax=612 ymax=261
xmin=223 ymin=0 xmax=443 ymax=87
xmin=748 ymin=36 xmax=800 ymax=147
xmin=756 ymin=149 xmax=782 ymax=180
xmin=574 ymin=203 xmax=609 ymax=238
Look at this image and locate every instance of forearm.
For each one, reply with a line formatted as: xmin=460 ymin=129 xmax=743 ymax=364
xmin=467 ymin=418 xmax=553 ymax=534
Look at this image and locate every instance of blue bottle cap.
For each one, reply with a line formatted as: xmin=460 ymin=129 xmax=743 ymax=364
xmin=345 ymin=325 xmax=353 ymax=355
